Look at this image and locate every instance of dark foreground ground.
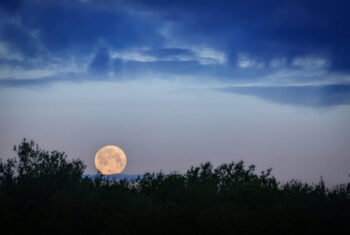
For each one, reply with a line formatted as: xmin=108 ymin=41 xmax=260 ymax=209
xmin=0 ymin=139 xmax=349 ymax=234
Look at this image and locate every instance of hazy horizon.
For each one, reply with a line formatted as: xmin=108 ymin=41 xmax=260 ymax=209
xmin=1 ymin=79 xmax=349 ymax=185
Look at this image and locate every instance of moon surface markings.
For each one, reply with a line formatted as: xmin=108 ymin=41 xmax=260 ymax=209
xmin=94 ymin=145 xmax=127 ymax=175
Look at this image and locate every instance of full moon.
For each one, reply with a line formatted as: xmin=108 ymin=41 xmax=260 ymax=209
xmin=94 ymin=145 xmax=127 ymax=175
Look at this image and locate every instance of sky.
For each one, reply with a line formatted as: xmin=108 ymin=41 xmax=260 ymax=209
xmin=0 ymin=0 xmax=349 ymax=184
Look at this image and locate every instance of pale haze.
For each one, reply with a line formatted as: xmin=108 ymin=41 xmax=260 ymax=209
xmin=1 ymin=79 xmax=349 ymax=184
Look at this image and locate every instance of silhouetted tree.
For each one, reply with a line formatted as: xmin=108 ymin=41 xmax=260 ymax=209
xmin=0 ymin=139 xmax=349 ymax=234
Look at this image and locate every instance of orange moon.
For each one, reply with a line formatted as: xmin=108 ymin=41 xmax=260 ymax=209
xmin=94 ymin=145 xmax=127 ymax=175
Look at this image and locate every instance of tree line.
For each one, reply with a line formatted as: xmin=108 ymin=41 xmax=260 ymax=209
xmin=0 ymin=139 xmax=349 ymax=234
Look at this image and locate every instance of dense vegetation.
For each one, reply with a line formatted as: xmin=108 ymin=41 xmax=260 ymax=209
xmin=0 ymin=139 xmax=349 ymax=234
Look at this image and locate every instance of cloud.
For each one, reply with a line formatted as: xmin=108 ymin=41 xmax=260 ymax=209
xmin=127 ymin=0 xmax=350 ymax=71
xmin=218 ymin=84 xmax=350 ymax=107
xmin=0 ymin=0 xmax=349 ymax=92
xmin=112 ymin=58 xmax=203 ymax=78
xmin=111 ymin=48 xmax=195 ymax=63
xmin=237 ymin=55 xmax=263 ymax=69
xmin=291 ymin=57 xmax=328 ymax=69
xmin=112 ymin=46 xmax=226 ymax=65
xmin=0 ymin=65 xmax=56 ymax=80
xmin=143 ymin=48 xmax=194 ymax=60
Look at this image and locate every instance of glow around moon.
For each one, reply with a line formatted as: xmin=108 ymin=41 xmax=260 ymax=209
xmin=94 ymin=145 xmax=127 ymax=175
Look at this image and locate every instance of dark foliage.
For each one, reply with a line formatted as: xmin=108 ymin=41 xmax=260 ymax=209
xmin=0 ymin=139 xmax=349 ymax=234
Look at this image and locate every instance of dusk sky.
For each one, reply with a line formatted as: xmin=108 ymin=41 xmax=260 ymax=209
xmin=0 ymin=0 xmax=349 ymax=184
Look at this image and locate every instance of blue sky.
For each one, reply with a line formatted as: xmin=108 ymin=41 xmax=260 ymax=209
xmin=0 ymin=0 xmax=350 ymax=184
